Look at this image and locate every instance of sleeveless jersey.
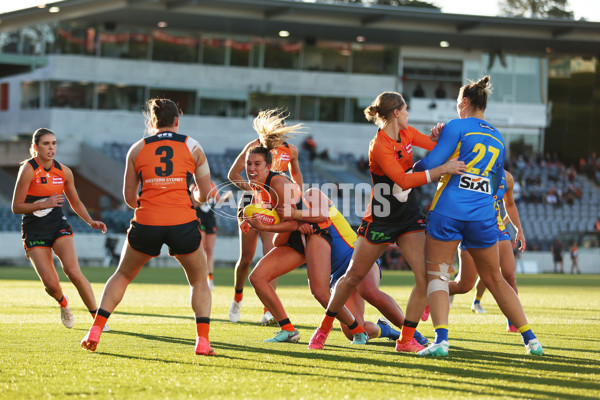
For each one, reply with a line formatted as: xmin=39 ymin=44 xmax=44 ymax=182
xmin=363 ymin=127 xmax=435 ymax=224
xmin=416 ymin=117 xmax=505 ymax=221
xmin=252 ymin=139 xmax=293 ymax=173
xmin=133 ymin=131 xmax=201 ymax=226
xmin=22 ymin=158 xmax=67 ymax=229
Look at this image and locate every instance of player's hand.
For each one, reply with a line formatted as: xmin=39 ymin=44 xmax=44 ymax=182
xmin=90 ymin=220 xmax=107 ymax=234
xmin=297 ymin=222 xmax=313 ymax=235
xmin=44 ymin=193 xmax=65 ymax=208
xmin=430 ymin=123 xmax=444 ymax=142
xmin=239 ymin=220 xmax=251 ymax=234
xmin=443 ymin=159 xmax=466 ymax=175
xmin=276 ymin=203 xmax=296 ymax=222
xmin=515 ymin=230 xmax=526 ymax=251
xmin=247 ymin=215 xmax=268 ymax=232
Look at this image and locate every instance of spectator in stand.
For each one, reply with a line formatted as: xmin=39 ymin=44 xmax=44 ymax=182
xmin=413 ymin=84 xmax=425 ymax=98
xmin=302 ymin=135 xmax=317 ymax=160
xmin=357 ymin=155 xmax=369 ymax=173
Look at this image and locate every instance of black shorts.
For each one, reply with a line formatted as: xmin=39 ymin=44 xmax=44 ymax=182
xmin=237 ymin=192 xmax=254 ymax=221
xmin=127 ymin=220 xmax=202 ymax=257
xmin=22 ymin=221 xmax=73 ymax=251
xmin=358 ymin=214 xmax=426 ymax=245
xmin=197 ymin=208 xmax=217 ymax=234
xmin=284 ymin=224 xmax=332 ymax=256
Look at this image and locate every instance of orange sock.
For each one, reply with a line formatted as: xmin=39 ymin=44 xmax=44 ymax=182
xmin=399 ymin=320 xmax=418 ymax=344
xmin=58 ymin=296 xmax=68 ymax=308
xmin=208 ymin=273 xmax=214 ymax=281
xmin=234 ymin=290 xmax=243 ymax=303
xmin=279 ymin=319 xmax=295 ymax=332
xmin=319 ymin=310 xmax=337 ymax=332
xmin=196 ymin=317 xmax=210 ymax=340
xmin=349 ymin=324 xmax=365 ymax=335
xmin=263 ymin=307 xmax=268 ymax=314
xmin=92 ymin=315 xmax=108 ymax=330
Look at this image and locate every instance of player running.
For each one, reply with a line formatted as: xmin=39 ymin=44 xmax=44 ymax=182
xmin=12 ymin=128 xmax=107 ymax=329
xmin=80 ymin=98 xmax=215 ymax=356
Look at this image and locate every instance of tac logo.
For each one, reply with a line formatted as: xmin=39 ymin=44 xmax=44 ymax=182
xmin=458 ymin=174 xmax=491 ymax=194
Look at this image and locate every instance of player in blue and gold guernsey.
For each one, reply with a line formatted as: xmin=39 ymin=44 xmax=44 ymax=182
xmin=449 ymin=170 xmax=527 ymax=333
xmin=414 ymin=76 xmax=544 ymax=356
xmin=12 ymin=128 xmax=107 ymax=330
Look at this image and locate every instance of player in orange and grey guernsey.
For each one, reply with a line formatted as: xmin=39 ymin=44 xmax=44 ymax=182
xmin=227 ymin=109 xmax=304 ymax=326
xmin=11 ymin=128 xmax=107 ymax=330
xmin=80 ymin=98 xmax=215 ymax=356
xmin=309 ymin=91 xmax=465 ymax=352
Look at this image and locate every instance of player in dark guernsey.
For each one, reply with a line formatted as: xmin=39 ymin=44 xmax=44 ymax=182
xmin=309 ymin=91 xmax=465 ymax=352
xmin=11 ymin=128 xmax=107 ymax=330
xmin=227 ymin=109 xmax=304 ymax=326
xmin=80 ymin=98 xmax=215 ymax=356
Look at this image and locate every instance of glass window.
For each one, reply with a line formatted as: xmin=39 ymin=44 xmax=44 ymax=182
xmin=152 ymin=30 xmax=198 ymax=63
xmin=21 ymin=81 xmax=41 ymax=109
xmin=352 ymin=44 xmax=397 ymax=75
xmin=0 ymin=31 xmax=20 ymax=54
xmin=55 ymin=24 xmax=95 ymax=55
xmin=483 ymin=53 xmax=514 ymax=103
xmin=249 ymin=93 xmax=296 ymax=119
xmin=97 ymin=84 xmax=145 ymax=111
xmin=199 ymin=98 xmax=246 ymax=117
xmin=100 ymin=29 xmax=149 ymax=60
xmin=46 ymin=81 xmax=93 ymax=109
xmin=264 ymin=39 xmax=301 ymax=70
xmin=303 ymin=41 xmax=349 ymax=72
xmin=202 ymin=36 xmax=226 ymax=65
xmin=319 ymin=97 xmax=346 ymax=122
xmin=227 ymin=38 xmax=252 ymax=67
xmin=149 ymin=88 xmax=195 ymax=114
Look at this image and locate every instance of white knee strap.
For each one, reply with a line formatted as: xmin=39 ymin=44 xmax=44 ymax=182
xmin=427 ymin=279 xmax=449 ymax=297
xmin=426 ymin=262 xmax=452 ymax=281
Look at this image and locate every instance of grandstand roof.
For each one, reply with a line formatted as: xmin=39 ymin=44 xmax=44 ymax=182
xmin=1 ymin=0 xmax=599 ymax=56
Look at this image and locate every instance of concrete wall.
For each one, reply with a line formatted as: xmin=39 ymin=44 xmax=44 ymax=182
xmin=1 ymin=232 xmax=597 ymax=274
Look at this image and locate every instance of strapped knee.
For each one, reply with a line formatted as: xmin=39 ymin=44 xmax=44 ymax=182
xmin=426 ymin=262 xmax=451 ymax=297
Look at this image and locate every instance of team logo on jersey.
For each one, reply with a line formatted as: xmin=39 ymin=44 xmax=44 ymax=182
xmin=404 ymin=144 xmax=412 ymax=155
xmin=458 ymin=173 xmax=491 ymax=194
xmin=479 ymin=122 xmax=495 ymax=132
xmin=38 ymin=177 xmax=48 ymax=184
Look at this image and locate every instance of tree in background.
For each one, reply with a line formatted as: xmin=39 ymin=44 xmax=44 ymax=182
xmin=499 ymin=0 xmax=574 ymax=19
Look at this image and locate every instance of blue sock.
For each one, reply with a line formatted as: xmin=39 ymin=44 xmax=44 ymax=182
xmin=434 ymin=327 xmax=448 ymax=344
xmin=507 ymin=318 xmax=513 ymax=326
xmin=473 ymin=299 xmax=480 ymax=305
xmin=377 ymin=321 xmax=400 ymax=340
xmin=520 ymin=329 xmax=536 ymax=345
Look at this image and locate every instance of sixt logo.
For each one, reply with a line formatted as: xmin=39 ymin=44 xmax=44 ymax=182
xmin=458 ymin=174 xmax=491 ymax=194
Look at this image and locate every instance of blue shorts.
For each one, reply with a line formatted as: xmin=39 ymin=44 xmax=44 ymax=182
xmin=459 ymin=227 xmax=510 ymax=250
xmin=427 ymin=210 xmax=498 ymax=249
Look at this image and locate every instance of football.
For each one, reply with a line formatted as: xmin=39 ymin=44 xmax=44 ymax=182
xmin=243 ymin=204 xmax=281 ymax=225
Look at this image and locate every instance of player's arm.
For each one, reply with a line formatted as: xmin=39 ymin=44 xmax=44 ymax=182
xmin=502 ymin=170 xmax=526 ymax=251
xmin=410 ymin=126 xmax=437 ymax=151
xmin=247 ymin=216 xmax=299 ymax=233
xmin=413 ymin=121 xmax=465 ymax=180
xmin=123 ymin=141 xmax=142 ymax=209
xmin=63 ymin=165 xmax=107 ymax=233
xmin=227 ymin=140 xmax=255 ymax=192
xmin=288 ymin=144 xmax=304 ymax=189
xmin=11 ymin=163 xmax=63 ymax=215
xmin=192 ymin=145 xmax=212 ymax=203
xmin=272 ymin=180 xmax=328 ymax=223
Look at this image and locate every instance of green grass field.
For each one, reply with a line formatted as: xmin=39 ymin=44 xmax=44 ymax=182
xmin=1 ymin=266 xmax=599 ymax=400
